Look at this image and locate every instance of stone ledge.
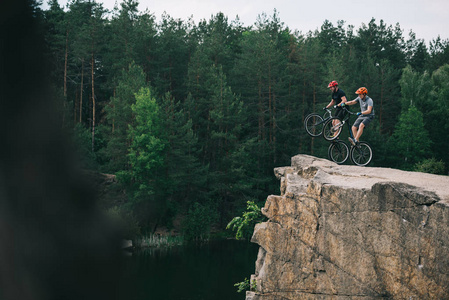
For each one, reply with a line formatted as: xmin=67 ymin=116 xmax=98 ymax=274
xmin=247 ymin=155 xmax=449 ymax=299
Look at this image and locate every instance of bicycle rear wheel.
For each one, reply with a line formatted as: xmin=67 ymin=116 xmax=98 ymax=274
xmin=304 ymin=113 xmax=324 ymax=137
xmin=323 ymin=117 xmax=343 ymax=141
xmin=328 ymin=140 xmax=349 ymax=164
xmin=350 ymin=142 xmax=373 ymax=166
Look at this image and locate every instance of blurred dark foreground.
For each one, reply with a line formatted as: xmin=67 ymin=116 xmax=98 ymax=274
xmin=0 ymin=1 xmax=123 ymax=299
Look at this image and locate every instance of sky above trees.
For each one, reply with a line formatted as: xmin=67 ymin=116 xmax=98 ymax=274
xmin=42 ymin=0 xmax=449 ymax=44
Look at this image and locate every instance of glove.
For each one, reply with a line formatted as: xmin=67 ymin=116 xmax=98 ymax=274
xmin=341 ymin=103 xmax=346 ymax=107
xmin=357 ymin=112 xmax=362 ymax=116
xmin=323 ymin=107 xmax=327 ymax=110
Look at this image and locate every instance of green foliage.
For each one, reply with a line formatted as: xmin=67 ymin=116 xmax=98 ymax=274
xmin=135 ymin=234 xmax=183 ymax=248
xmin=103 ymin=62 xmax=147 ymax=173
xmin=388 ymin=106 xmax=431 ymax=170
xmin=40 ymin=2 xmax=449 ymax=237
xmin=127 ymin=87 xmax=166 ymax=192
xmin=227 ymin=201 xmax=266 ymax=240
xmin=116 ymin=87 xmax=168 ymax=228
xmin=182 ymin=202 xmax=218 ymax=241
xmin=234 ymin=277 xmax=257 ymax=293
xmin=427 ymin=65 xmax=449 ymax=167
xmin=414 ymin=158 xmax=447 ymax=175
xmin=71 ymin=123 xmax=97 ymax=169
xmin=399 ymin=65 xmax=431 ymax=112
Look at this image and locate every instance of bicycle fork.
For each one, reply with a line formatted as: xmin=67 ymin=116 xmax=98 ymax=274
xmin=332 ymin=120 xmax=345 ymax=134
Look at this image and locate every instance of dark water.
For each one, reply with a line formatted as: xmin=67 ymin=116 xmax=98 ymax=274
xmin=119 ymin=239 xmax=259 ymax=300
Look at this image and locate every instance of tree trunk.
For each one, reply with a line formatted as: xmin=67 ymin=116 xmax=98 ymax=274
xmin=112 ymin=88 xmax=115 ymax=133
xmin=64 ymin=29 xmax=68 ymax=97
xmin=74 ymin=90 xmax=78 ymax=125
xmin=91 ymin=53 xmax=95 ymax=152
xmin=380 ymin=68 xmax=384 ymax=133
xmin=272 ymin=91 xmax=276 ymax=164
xmin=258 ymin=79 xmax=264 ymax=141
xmin=299 ymin=76 xmax=306 ymax=153
xmin=62 ymin=29 xmax=69 ymax=128
xmin=80 ymin=58 xmax=84 ymax=123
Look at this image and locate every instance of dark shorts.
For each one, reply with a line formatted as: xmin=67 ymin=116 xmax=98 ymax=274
xmin=353 ymin=115 xmax=374 ymax=128
xmin=334 ymin=108 xmax=347 ymax=120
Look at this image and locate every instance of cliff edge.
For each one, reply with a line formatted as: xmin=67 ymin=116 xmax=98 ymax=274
xmin=247 ymin=154 xmax=449 ymax=299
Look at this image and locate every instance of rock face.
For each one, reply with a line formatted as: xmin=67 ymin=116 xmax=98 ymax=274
xmin=247 ymin=155 xmax=449 ymax=299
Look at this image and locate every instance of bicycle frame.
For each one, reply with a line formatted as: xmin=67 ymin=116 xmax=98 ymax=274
xmin=331 ymin=106 xmax=357 ymax=139
xmin=304 ymin=108 xmax=334 ymax=137
xmin=315 ymin=108 xmax=333 ymax=126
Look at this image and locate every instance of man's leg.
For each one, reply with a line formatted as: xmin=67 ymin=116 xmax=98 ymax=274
xmin=349 ymin=125 xmax=358 ymax=145
xmin=352 ymin=125 xmax=358 ymax=140
xmin=355 ymin=123 xmax=365 ymax=141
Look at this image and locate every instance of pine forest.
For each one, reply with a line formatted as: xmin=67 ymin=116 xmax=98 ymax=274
xmin=37 ymin=0 xmax=449 ymax=239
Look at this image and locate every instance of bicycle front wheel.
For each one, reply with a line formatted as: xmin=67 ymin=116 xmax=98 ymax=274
xmin=304 ymin=113 xmax=324 ymax=137
xmin=328 ymin=140 xmax=349 ymax=164
xmin=350 ymin=142 xmax=373 ymax=166
xmin=323 ymin=117 xmax=343 ymax=141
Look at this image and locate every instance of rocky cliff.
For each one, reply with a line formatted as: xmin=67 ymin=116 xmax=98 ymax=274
xmin=247 ymin=155 xmax=449 ymax=300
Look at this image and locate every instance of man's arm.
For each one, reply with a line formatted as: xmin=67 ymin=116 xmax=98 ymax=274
xmin=325 ymin=99 xmax=335 ymax=109
xmin=339 ymin=98 xmax=357 ymax=106
xmin=361 ymin=106 xmax=373 ymax=115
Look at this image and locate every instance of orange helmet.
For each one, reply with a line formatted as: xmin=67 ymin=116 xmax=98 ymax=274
xmin=328 ymin=81 xmax=338 ymax=88
xmin=355 ymin=87 xmax=368 ymax=95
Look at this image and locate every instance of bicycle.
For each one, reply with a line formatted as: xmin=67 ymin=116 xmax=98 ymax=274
xmin=328 ymin=139 xmax=349 ymax=165
xmin=304 ymin=107 xmax=333 ymax=137
xmin=323 ymin=105 xmax=373 ymax=166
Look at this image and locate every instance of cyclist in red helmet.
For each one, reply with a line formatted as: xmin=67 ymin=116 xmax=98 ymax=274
xmin=339 ymin=87 xmax=374 ymax=145
xmin=325 ymin=81 xmax=347 ymax=130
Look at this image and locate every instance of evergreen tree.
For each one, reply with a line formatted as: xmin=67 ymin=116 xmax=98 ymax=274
xmin=103 ymin=61 xmax=147 ymax=173
xmin=104 ymin=0 xmax=140 ymax=88
xmin=295 ymin=33 xmax=327 ymax=157
xmin=318 ymin=19 xmax=347 ymax=56
xmin=133 ymin=10 xmax=157 ymax=79
xmin=428 ymin=37 xmax=449 ymax=72
xmin=405 ymin=31 xmax=429 ymax=72
xmin=195 ymin=13 xmax=237 ymax=74
xmin=44 ymin=0 xmax=66 ymax=89
xmin=157 ymin=92 xmax=208 ymax=227
xmin=232 ymin=13 xmax=288 ymax=167
xmin=427 ymin=64 xmax=449 ymax=168
xmin=388 ymin=106 xmax=431 ymax=169
xmin=124 ymin=87 xmax=167 ymax=227
xmin=399 ymin=65 xmax=432 ymax=112
xmin=151 ymin=13 xmax=191 ymax=100
xmin=65 ymin=0 xmax=107 ymax=139
xmin=206 ymin=65 xmax=252 ymax=223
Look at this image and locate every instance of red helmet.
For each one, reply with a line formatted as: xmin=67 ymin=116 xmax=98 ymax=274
xmin=328 ymin=81 xmax=338 ymax=88
xmin=355 ymin=87 xmax=368 ymax=95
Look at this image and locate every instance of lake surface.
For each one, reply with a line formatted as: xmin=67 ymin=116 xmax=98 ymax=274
xmin=119 ymin=239 xmax=259 ymax=300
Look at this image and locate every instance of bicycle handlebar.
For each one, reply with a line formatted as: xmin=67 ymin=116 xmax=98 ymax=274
xmin=333 ymin=105 xmax=358 ymax=115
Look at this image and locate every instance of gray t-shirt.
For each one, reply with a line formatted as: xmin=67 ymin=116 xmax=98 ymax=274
xmin=355 ymin=96 xmax=374 ymax=116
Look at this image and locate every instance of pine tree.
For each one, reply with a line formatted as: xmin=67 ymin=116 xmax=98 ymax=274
xmin=158 ymin=92 xmax=207 ymax=224
xmin=151 ymin=13 xmax=191 ymax=100
xmin=104 ymin=0 xmax=140 ymax=87
xmin=124 ymin=87 xmax=167 ymax=226
xmin=388 ymin=106 xmax=431 ymax=169
xmin=427 ymin=64 xmax=449 ymax=168
xmin=103 ymin=61 xmax=147 ymax=173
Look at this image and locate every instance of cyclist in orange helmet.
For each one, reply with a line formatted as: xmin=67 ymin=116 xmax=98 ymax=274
xmin=339 ymin=87 xmax=374 ymax=145
xmin=325 ymin=81 xmax=348 ymax=131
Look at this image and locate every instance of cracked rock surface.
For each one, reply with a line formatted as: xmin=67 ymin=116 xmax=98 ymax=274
xmin=247 ymin=155 xmax=449 ymax=300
